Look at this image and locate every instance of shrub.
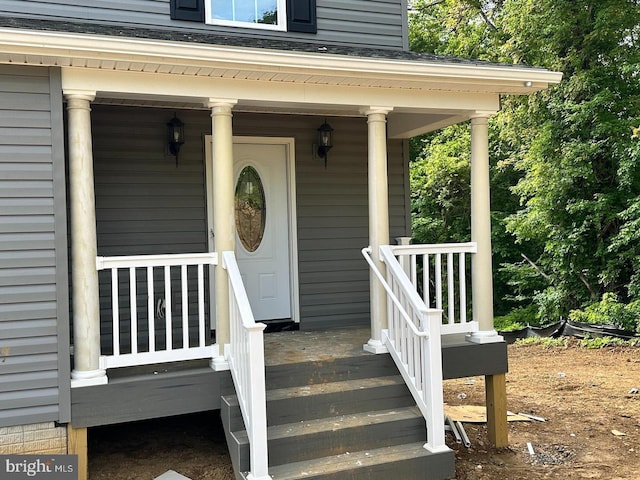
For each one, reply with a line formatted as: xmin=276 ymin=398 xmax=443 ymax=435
xmin=515 ymin=337 xmax=568 ymax=348
xmin=569 ymin=293 xmax=640 ymax=333
xmin=578 ymin=336 xmax=640 ymax=349
xmin=494 ymin=305 xmax=540 ymax=331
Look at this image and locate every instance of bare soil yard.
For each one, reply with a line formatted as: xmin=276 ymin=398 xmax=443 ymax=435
xmin=89 ymin=340 xmax=640 ymax=479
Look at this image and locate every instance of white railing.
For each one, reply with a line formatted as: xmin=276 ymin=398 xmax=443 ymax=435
xmin=96 ymin=252 xmax=218 ymax=370
xmin=223 ymin=251 xmax=271 ymax=480
xmin=389 ymin=242 xmax=478 ymax=335
xmin=362 ymin=246 xmax=448 ymax=454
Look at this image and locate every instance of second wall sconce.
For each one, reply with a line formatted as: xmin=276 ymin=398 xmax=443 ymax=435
xmin=314 ymin=119 xmax=333 ymax=168
xmin=167 ymin=113 xmax=185 ymax=167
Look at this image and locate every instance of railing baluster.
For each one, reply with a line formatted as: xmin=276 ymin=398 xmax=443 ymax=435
xmin=181 ymin=264 xmax=188 ymax=349
xmin=165 ymin=265 xmax=172 ymax=351
xmin=147 ymin=266 xmax=155 ymax=353
xmin=198 ymin=264 xmax=205 ymax=348
xmin=447 ymin=252 xmax=455 ymax=325
xmin=111 ymin=268 xmax=120 ymax=357
xmin=96 ymin=253 xmax=218 ymax=370
xmin=410 ymin=253 xmax=417 ymax=288
xmin=459 ymin=252 xmax=467 ymax=325
xmin=435 ymin=253 xmax=442 ymax=311
xmin=385 ymin=242 xmax=478 ymax=335
xmin=130 ymin=267 xmax=137 ymax=355
xmin=423 ymin=254 xmax=430 ymax=307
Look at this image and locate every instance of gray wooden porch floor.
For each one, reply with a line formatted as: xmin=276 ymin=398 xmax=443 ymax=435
xmin=263 ymin=327 xmax=508 ymax=380
xmin=264 ymin=328 xmax=371 ymax=366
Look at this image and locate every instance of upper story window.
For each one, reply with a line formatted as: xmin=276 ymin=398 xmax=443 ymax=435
xmin=206 ymin=0 xmax=287 ymax=31
xmin=170 ymin=0 xmax=317 ymax=34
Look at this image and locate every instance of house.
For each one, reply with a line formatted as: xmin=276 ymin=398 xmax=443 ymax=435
xmin=0 ymin=1 xmax=562 ymax=479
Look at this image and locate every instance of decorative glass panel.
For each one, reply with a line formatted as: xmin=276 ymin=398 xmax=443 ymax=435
xmin=235 ymin=166 xmax=266 ymax=252
xmin=211 ymin=0 xmax=278 ymax=25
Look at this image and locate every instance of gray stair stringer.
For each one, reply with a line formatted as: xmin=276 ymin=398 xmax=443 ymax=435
xmin=222 ymin=354 xmax=455 ymax=480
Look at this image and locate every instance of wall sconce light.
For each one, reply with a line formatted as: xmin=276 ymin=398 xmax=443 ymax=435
xmin=167 ymin=113 xmax=185 ymax=166
xmin=315 ymin=119 xmax=333 ymax=168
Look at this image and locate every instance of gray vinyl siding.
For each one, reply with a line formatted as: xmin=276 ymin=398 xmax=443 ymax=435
xmin=91 ymin=106 xmax=209 ymax=351
xmin=0 ymin=65 xmax=70 ymax=427
xmin=0 ymin=0 xmax=407 ymax=50
xmin=91 ymin=106 xmax=409 ymax=331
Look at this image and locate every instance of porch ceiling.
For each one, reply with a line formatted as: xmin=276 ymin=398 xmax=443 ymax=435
xmin=0 ymin=27 xmax=563 ymax=136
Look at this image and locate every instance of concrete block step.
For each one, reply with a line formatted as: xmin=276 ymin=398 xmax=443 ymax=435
xmin=232 ymin=406 xmax=426 ymax=467
xmin=266 ymin=441 xmax=455 ymax=480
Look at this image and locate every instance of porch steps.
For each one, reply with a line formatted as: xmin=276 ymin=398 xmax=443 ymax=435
xmin=221 ymin=353 xmax=455 ymax=480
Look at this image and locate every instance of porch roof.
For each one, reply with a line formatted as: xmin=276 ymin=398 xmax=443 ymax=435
xmin=0 ymin=18 xmax=562 ymax=137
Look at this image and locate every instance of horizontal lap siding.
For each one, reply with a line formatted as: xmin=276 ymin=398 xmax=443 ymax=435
xmin=0 ymin=65 xmax=69 ymax=427
xmin=0 ymin=0 xmax=406 ymax=49
xmin=232 ymin=113 xmax=408 ymax=330
xmin=92 ymin=106 xmax=209 ymax=350
xmin=93 ymin=106 xmax=208 ymax=257
xmin=92 ymin=108 xmax=408 ymax=331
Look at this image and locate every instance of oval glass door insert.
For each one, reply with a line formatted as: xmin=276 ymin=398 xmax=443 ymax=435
xmin=235 ymin=166 xmax=266 ymax=252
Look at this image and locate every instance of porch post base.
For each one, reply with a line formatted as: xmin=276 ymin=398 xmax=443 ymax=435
xmin=210 ymin=343 xmax=230 ymax=371
xmin=70 ymin=369 xmax=107 ymax=388
xmin=466 ymin=329 xmax=504 ymax=344
xmin=486 ymin=373 xmax=509 ymax=448
xmin=423 ymin=443 xmax=452 ymax=454
xmin=363 ymin=338 xmax=388 ymax=354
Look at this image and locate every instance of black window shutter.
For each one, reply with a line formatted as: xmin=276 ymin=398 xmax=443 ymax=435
xmin=170 ymin=0 xmax=205 ymax=22
xmin=287 ymin=0 xmax=317 ymax=33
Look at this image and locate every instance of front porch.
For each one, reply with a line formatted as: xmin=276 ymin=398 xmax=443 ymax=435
xmin=49 ymin=32 xmax=542 ymax=478
xmin=71 ymin=327 xmax=507 ymax=427
xmin=63 ymin=101 xmax=510 ymax=479
xmin=71 ymin=327 xmax=507 ymax=479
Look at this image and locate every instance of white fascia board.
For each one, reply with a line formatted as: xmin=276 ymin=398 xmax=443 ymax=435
xmin=61 ymin=67 xmax=501 ymax=113
xmin=0 ymin=28 xmax=563 ymax=93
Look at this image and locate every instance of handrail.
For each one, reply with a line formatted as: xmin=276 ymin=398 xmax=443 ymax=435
xmin=361 ymin=247 xmax=427 ymax=338
xmin=389 ymin=242 xmax=477 ymax=256
xmin=96 ymin=252 xmax=217 ymax=370
xmin=389 ymin=242 xmax=478 ymax=335
xmin=362 ymin=246 xmax=449 ymax=453
xmin=222 ymin=251 xmax=272 ymax=480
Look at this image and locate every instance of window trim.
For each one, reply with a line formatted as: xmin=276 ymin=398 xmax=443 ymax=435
xmin=205 ymin=0 xmax=288 ymax=31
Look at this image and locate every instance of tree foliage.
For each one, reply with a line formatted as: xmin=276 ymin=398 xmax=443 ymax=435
xmin=409 ymin=0 xmax=640 ymax=319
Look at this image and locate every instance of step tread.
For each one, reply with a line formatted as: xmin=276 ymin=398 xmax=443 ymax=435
xmin=267 ymin=375 xmax=405 ymax=402
xmin=268 ymin=441 xmax=438 ymax=480
xmin=234 ymin=406 xmax=423 ymax=442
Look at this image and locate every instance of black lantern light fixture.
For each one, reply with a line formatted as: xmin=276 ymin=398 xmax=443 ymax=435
xmin=167 ymin=113 xmax=185 ymax=166
xmin=315 ymin=119 xmax=333 ymax=168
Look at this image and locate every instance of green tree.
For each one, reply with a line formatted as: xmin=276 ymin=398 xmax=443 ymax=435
xmin=501 ymin=0 xmax=640 ymax=315
xmin=409 ymin=0 xmax=640 ymax=320
xmin=410 ymin=124 xmax=471 ymax=244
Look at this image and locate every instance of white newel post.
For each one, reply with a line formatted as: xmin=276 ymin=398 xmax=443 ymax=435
xmin=468 ymin=115 xmax=502 ymax=343
xmin=363 ymin=107 xmax=393 ymax=354
xmin=66 ymin=92 xmax=107 ymax=387
xmin=209 ymin=99 xmax=237 ymax=370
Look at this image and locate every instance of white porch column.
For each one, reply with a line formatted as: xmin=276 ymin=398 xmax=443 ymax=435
xmin=363 ymin=107 xmax=393 ymax=354
xmin=208 ymin=99 xmax=237 ymax=370
xmin=468 ymin=114 xmax=502 ymax=343
xmin=66 ymin=91 xmax=107 ymax=387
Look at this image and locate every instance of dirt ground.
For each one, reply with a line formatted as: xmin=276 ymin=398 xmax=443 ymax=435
xmin=89 ymin=340 xmax=640 ymax=479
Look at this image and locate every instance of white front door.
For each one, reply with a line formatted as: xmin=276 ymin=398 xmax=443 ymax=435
xmin=205 ymin=137 xmax=298 ymax=323
xmin=234 ymin=143 xmax=291 ymax=320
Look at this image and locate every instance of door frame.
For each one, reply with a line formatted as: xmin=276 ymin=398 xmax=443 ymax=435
xmin=204 ymin=135 xmax=300 ymax=325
